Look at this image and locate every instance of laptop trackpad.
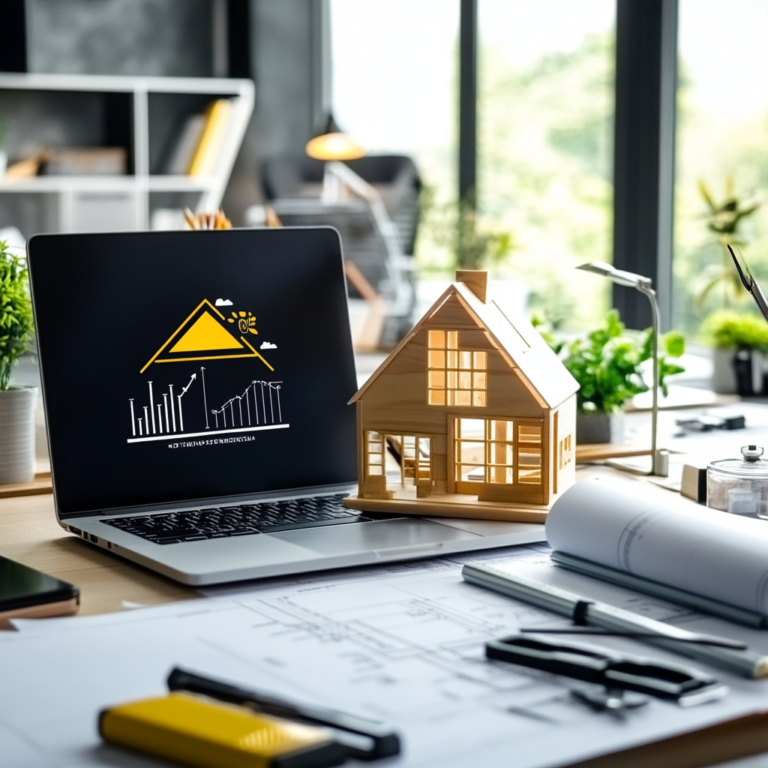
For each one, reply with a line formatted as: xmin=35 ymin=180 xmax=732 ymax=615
xmin=270 ymin=518 xmax=479 ymax=557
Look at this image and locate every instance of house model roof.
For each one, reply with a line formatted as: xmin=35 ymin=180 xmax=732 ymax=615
xmin=351 ymin=271 xmax=579 ymax=409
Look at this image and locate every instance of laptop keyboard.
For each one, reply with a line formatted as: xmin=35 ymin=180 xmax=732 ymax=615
xmin=103 ymin=493 xmax=368 ymax=545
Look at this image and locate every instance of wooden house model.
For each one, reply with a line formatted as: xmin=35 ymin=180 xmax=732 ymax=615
xmin=344 ymin=270 xmax=579 ymax=523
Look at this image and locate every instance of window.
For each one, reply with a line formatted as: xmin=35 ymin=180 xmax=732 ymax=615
xmin=455 ymin=417 xmax=542 ymax=486
xmin=427 ymin=330 xmax=487 ymax=406
xmin=517 ymin=424 xmax=543 ymax=485
xmin=559 ymin=433 xmax=573 ymax=470
xmin=673 ymin=0 xmax=768 ymax=337
xmin=477 ymin=0 xmax=616 ymax=329
xmin=330 ymin=0 xmax=459 ymax=275
xmin=366 ymin=431 xmax=385 ymax=478
xmin=487 ymin=419 xmax=515 ymax=484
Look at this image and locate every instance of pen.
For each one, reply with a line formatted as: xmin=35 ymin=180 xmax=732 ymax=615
xmin=462 ymin=562 xmax=768 ymax=679
xmin=167 ymin=667 xmax=401 ymax=761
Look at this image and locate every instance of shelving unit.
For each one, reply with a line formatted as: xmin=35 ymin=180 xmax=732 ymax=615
xmin=0 ymin=73 xmax=254 ymax=235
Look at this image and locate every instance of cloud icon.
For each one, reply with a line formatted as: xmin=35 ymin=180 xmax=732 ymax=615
xmin=260 ymin=341 xmax=277 ymax=350
xmin=215 ymin=298 xmax=233 ymax=307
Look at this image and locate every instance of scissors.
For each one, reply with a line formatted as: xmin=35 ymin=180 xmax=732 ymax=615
xmin=729 ymin=244 xmax=768 ymax=323
xmin=486 ymin=635 xmax=728 ymax=709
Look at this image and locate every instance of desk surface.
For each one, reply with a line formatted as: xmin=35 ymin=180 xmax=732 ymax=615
xmin=5 ymin=485 xmax=768 ymax=768
xmin=0 ymin=492 xmax=199 ymax=615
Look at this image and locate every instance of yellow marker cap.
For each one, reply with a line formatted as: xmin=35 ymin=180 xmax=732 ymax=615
xmin=99 ymin=691 xmax=347 ymax=768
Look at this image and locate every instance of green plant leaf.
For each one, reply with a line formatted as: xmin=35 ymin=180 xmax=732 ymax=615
xmin=554 ymin=307 xmax=686 ymax=414
xmin=0 ymin=240 xmax=35 ymax=390
xmin=663 ymin=332 xmax=685 ymax=357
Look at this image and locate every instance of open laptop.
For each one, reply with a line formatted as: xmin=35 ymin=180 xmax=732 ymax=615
xmin=28 ymin=228 xmax=545 ymax=585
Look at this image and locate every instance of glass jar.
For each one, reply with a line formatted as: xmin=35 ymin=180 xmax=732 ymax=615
xmin=707 ymin=446 xmax=768 ymax=519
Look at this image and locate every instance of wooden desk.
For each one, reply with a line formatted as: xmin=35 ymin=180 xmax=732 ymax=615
xmin=0 ymin=466 xmax=633 ymax=619
xmin=0 ymin=492 xmax=199 ymax=616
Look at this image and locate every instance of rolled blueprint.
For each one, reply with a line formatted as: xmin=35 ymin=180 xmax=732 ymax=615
xmin=546 ymin=476 xmax=768 ymax=615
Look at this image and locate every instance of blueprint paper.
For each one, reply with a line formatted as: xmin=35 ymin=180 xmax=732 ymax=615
xmin=4 ymin=543 xmax=768 ymax=768
xmin=546 ymin=475 xmax=768 ymax=613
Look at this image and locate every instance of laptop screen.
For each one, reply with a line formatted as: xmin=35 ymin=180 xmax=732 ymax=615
xmin=28 ymin=228 xmax=358 ymax=518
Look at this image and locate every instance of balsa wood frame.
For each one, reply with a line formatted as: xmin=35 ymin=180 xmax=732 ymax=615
xmin=344 ymin=271 xmax=579 ymax=522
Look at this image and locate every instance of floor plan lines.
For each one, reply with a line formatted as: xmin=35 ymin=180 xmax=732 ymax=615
xmin=127 ymin=369 xmax=288 ymax=443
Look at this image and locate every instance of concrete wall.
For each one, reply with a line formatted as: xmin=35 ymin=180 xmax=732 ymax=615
xmin=223 ymin=0 xmax=326 ymax=223
xmin=19 ymin=0 xmax=326 ymax=224
xmin=26 ymin=0 xmax=214 ymax=77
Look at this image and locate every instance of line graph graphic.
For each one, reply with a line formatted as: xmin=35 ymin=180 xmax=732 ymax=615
xmin=211 ymin=380 xmax=282 ymax=429
xmin=127 ymin=367 xmax=287 ymax=444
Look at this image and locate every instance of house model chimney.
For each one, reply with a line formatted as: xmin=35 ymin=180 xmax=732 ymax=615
xmin=456 ymin=270 xmax=488 ymax=303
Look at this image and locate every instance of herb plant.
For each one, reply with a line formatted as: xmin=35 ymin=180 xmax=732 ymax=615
xmin=0 ymin=240 xmax=34 ymax=390
xmin=555 ymin=310 xmax=685 ymax=415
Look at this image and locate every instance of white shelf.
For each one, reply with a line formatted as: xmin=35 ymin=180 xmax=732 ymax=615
xmin=0 ymin=73 xmax=254 ymax=234
xmin=0 ymin=176 xmax=214 ymax=193
xmin=0 ymin=72 xmax=252 ymax=95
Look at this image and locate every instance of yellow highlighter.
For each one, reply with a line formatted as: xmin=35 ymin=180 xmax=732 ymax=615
xmin=98 ymin=692 xmax=348 ymax=768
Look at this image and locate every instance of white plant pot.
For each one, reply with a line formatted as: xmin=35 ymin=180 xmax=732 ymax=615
xmin=0 ymin=150 xmax=6 ymax=178
xmin=711 ymin=348 xmax=737 ymax=394
xmin=0 ymin=386 xmax=38 ymax=484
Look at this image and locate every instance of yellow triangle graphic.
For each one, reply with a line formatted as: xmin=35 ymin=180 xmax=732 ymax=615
xmin=141 ymin=299 xmax=274 ymax=374
xmin=169 ymin=311 xmax=244 ymax=353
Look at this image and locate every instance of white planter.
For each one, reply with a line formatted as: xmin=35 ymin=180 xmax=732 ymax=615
xmin=0 ymin=386 xmax=37 ymax=484
xmin=711 ymin=347 xmax=765 ymax=395
xmin=0 ymin=150 xmax=6 ymax=178
xmin=711 ymin=348 xmax=737 ymax=394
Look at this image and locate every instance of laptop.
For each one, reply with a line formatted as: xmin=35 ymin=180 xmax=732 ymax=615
xmin=28 ymin=227 xmax=545 ymax=585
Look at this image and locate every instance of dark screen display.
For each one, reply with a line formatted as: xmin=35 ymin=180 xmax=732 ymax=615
xmin=28 ymin=228 xmax=358 ymax=518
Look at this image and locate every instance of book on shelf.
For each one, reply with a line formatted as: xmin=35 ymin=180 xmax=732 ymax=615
xmin=165 ymin=114 xmax=207 ymax=176
xmin=187 ymin=99 xmax=233 ymax=177
xmin=41 ymin=147 xmax=127 ymax=176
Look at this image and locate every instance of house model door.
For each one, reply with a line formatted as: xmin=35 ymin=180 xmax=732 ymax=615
xmin=389 ymin=435 xmax=433 ymax=496
xmin=365 ymin=431 xmax=434 ymax=498
xmin=452 ymin=417 xmax=545 ymax=504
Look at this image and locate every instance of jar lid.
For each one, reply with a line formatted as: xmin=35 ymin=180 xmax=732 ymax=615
xmin=708 ymin=446 xmax=768 ymax=478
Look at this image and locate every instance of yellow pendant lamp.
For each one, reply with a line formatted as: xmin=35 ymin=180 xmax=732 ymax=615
xmin=305 ymin=113 xmax=365 ymax=161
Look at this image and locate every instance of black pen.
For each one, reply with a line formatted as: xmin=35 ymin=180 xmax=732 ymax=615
xmin=167 ymin=667 xmax=401 ymax=761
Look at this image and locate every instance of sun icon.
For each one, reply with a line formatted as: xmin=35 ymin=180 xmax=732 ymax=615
xmin=228 ymin=310 xmax=258 ymax=335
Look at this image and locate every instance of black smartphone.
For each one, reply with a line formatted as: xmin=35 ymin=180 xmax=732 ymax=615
xmin=0 ymin=556 xmax=80 ymax=622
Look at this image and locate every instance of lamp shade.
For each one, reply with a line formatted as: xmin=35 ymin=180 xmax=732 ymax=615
xmin=576 ymin=261 xmax=651 ymax=289
xmin=305 ymin=114 xmax=365 ymax=161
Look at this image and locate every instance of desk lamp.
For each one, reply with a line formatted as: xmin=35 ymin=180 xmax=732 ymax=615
xmin=576 ymin=261 xmax=668 ymax=477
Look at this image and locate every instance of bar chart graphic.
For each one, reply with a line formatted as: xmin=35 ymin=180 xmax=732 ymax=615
xmin=127 ymin=367 xmax=287 ymax=443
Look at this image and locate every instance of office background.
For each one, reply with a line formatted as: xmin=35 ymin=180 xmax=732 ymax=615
xmin=1 ymin=0 xmax=765 ymax=345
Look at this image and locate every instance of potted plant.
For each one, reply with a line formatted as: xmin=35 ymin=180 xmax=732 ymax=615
xmin=546 ymin=310 xmax=685 ymax=444
xmin=0 ymin=239 xmax=36 ymax=483
xmin=702 ymin=310 xmax=768 ymax=395
xmin=425 ymin=187 xmax=516 ymax=271
xmin=695 ymin=179 xmax=760 ymax=310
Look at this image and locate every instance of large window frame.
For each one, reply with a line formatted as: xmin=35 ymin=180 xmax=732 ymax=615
xmin=457 ymin=0 xmax=678 ymax=331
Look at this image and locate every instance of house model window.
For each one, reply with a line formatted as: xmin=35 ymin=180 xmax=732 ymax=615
xmin=455 ymin=418 xmax=543 ymax=490
xmin=427 ymin=330 xmax=487 ymax=406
